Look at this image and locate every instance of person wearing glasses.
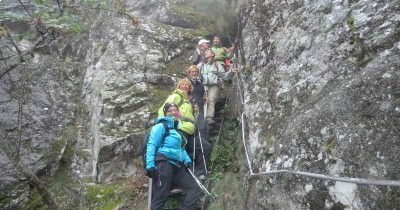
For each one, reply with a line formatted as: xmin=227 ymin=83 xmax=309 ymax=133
xmin=147 ymin=103 xmax=202 ymax=210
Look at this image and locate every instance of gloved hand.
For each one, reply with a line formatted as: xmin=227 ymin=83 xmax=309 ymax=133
xmin=184 ymin=161 xmax=192 ymax=169
xmin=146 ymin=167 xmax=157 ymax=178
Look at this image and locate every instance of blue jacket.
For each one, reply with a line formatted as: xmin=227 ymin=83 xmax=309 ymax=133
xmin=145 ymin=116 xmax=192 ymax=169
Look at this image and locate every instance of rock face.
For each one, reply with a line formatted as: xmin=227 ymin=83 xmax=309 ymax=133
xmin=0 ymin=0 xmax=222 ymax=208
xmin=2 ymin=0 xmax=398 ymax=209
xmin=239 ymin=0 xmax=400 ymax=209
xmin=1 ymin=0 xmax=87 ymax=207
xmin=72 ymin=1 xmax=186 ymax=183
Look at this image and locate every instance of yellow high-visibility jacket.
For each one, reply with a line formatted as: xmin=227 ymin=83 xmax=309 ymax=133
xmin=158 ymin=89 xmax=195 ymax=135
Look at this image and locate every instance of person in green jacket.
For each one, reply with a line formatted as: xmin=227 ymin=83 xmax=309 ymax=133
xmin=211 ymin=35 xmax=234 ymax=70
xmin=158 ymin=78 xmax=195 ymax=137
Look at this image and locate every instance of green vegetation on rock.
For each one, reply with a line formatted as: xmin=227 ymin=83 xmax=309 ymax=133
xmin=84 ymin=183 xmax=122 ymax=210
xmin=346 ymin=16 xmax=360 ymax=45
xmin=325 ymin=138 xmax=337 ymax=154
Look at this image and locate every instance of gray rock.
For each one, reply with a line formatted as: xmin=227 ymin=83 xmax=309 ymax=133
xmin=240 ymin=0 xmax=400 ymax=209
xmin=0 ymin=0 xmax=202 ymax=208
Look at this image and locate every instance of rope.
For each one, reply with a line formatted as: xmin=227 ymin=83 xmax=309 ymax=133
xmin=250 ymin=170 xmax=400 ymax=187
xmin=233 ymin=56 xmax=244 ymax=105
xmin=241 ymin=113 xmax=253 ymax=174
xmin=233 ymin=54 xmax=400 ymax=188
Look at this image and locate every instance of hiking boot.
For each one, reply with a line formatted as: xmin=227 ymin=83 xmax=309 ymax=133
xmin=170 ymin=188 xmax=183 ymax=194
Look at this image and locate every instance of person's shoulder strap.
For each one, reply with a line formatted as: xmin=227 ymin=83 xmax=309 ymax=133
xmin=159 ymin=120 xmax=170 ymax=147
xmin=214 ymin=62 xmax=220 ymax=73
xmin=174 ymin=92 xmax=184 ymax=107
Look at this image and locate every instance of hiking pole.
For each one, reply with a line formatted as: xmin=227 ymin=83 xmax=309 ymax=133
xmin=192 ymin=121 xmax=196 ymax=173
xmin=195 ymin=111 xmax=208 ymax=175
xmin=147 ymin=178 xmax=152 ymax=210
xmin=198 ymin=131 xmax=208 ymax=174
xmin=187 ymin=168 xmax=212 ymax=197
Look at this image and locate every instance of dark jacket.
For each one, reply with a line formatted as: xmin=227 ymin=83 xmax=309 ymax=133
xmin=188 ymin=77 xmax=205 ymax=107
xmin=191 ymin=48 xmax=207 ymax=65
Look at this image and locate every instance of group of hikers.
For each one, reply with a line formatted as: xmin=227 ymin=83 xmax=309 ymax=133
xmin=144 ymin=35 xmax=237 ymax=209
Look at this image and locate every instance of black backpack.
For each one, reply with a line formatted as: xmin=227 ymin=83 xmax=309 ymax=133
xmin=141 ymin=120 xmax=170 ymax=170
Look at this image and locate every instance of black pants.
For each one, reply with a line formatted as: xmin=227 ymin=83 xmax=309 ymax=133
xmin=186 ymin=131 xmax=212 ymax=177
xmin=151 ymin=161 xmax=203 ymax=210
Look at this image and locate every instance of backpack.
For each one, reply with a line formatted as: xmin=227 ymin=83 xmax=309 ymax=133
xmin=189 ymin=48 xmax=201 ymax=63
xmin=141 ymin=120 xmax=170 ymax=169
xmin=224 ymin=58 xmax=231 ymax=72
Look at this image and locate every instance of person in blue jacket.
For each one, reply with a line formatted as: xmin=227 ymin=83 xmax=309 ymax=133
xmin=146 ymin=103 xmax=203 ymax=210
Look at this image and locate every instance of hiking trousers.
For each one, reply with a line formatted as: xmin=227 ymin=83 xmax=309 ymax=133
xmin=151 ymin=161 xmax=203 ymax=210
xmin=205 ymin=85 xmax=219 ymax=121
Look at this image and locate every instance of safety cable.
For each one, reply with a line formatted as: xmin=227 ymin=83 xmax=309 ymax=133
xmin=233 ymin=54 xmax=400 ymax=187
xmin=241 ymin=112 xmax=253 ymax=174
xmin=250 ymin=170 xmax=400 ymax=187
xmin=233 ymin=56 xmax=244 ymax=105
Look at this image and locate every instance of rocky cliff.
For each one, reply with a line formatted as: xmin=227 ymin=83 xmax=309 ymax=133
xmin=0 ymin=0 xmax=237 ymax=208
xmin=239 ymin=0 xmax=400 ymax=209
xmin=1 ymin=0 xmax=399 ymax=209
